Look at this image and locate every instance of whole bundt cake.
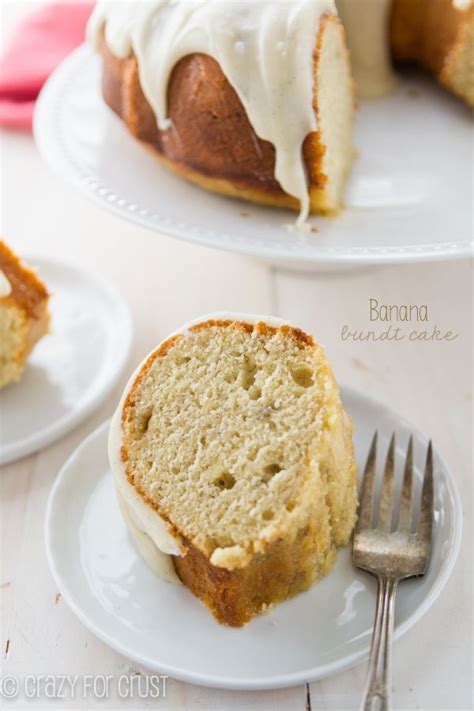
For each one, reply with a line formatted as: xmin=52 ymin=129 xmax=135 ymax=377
xmin=88 ymin=0 xmax=473 ymax=223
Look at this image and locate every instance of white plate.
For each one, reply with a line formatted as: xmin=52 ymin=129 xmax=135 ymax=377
xmin=34 ymin=45 xmax=473 ymax=269
xmin=0 ymin=257 xmax=132 ymax=465
xmin=45 ymin=386 xmax=461 ymax=690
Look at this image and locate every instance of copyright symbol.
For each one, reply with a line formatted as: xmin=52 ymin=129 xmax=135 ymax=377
xmin=1 ymin=676 xmax=19 ymax=698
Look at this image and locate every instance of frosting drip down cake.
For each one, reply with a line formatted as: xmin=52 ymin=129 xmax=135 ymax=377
xmin=88 ymin=1 xmax=355 ymax=225
xmin=109 ymin=315 xmax=358 ymax=626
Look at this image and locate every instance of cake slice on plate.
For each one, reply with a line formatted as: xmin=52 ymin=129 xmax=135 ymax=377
xmin=109 ymin=315 xmax=358 ymax=626
xmin=0 ymin=240 xmax=50 ymax=389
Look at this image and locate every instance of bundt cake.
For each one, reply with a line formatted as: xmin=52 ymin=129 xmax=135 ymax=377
xmin=88 ymin=0 xmax=473 ymax=223
xmin=109 ymin=314 xmax=358 ymax=626
xmin=0 ymin=241 xmax=50 ymax=389
xmin=87 ymin=1 xmax=356 ymax=225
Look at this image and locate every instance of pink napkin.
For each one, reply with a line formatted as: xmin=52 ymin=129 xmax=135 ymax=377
xmin=0 ymin=2 xmax=94 ymax=131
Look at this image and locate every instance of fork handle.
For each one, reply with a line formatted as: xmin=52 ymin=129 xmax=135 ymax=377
xmin=361 ymin=575 xmax=398 ymax=711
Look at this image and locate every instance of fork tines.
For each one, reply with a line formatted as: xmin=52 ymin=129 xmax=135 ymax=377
xmin=357 ymin=432 xmax=434 ymax=539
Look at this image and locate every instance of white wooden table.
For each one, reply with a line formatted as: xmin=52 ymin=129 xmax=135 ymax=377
xmin=1 ymin=4 xmax=472 ymax=710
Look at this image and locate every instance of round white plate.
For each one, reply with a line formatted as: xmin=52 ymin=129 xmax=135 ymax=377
xmin=34 ymin=45 xmax=473 ymax=268
xmin=45 ymin=386 xmax=461 ymax=690
xmin=0 ymin=257 xmax=132 ymax=465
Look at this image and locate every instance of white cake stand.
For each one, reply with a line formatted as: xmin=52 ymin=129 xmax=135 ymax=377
xmin=34 ymin=45 xmax=473 ymax=272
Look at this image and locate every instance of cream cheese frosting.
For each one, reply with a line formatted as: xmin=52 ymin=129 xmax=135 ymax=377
xmin=108 ymin=312 xmax=290 ymax=583
xmin=336 ymin=0 xmax=398 ymax=98
xmin=87 ymin=0 xmax=336 ymax=225
xmin=0 ymin=270 xmax=12 ymax=298
xmin=109 ymin=403 xmax=182 ymax=583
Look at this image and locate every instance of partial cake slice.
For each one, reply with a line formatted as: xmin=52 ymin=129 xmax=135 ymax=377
xmin=110 ymin=314 xmax=357 ymax=626
xmin=391 ymin=0 xmax=474 ymax=107
xmin=0 ymin=241 xmax=50 ymax=388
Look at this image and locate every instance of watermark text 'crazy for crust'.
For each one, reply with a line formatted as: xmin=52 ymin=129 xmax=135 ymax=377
xmin=0 ymin=674 xmax=168 ymax=701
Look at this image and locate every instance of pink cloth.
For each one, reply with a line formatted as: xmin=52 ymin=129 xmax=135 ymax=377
xmin=0 ymin=2 xmax=94 ymax=131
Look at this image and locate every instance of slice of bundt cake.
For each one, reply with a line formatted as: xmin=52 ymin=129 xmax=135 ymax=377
xmin=109 ymin=315 xmax=357 ymax=626
xmin=0 ymin=241 xmax=50 ymax=389
xmin=87 ymin=1 xmax=355 ymax=225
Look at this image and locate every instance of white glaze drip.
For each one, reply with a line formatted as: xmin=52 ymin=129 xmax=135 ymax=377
xmin=87 ymin=0 xmax=336 ymax=225
xmin=109 ymin=404 xmax=182 ymax=583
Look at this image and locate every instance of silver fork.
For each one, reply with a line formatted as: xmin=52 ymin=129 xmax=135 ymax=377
xmin=353 ymin=432 xmax=434 ymax=711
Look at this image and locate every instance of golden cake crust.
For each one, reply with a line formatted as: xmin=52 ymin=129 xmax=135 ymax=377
xmin=0 ymin=241 xmax=49 ymax=318
xmin=98 ymin=14 xmax=346 ymax=215
xmin=0 ymin=240 xmax=50 ymax=388
xmin=174 ymin=513 xmax=336 ymax=627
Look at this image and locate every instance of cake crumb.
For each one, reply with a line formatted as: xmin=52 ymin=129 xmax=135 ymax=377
xmin=127 ymin=667 xmax=141 ymax=676
xmin=240 ymin=210 xmax=250 ymax=218
xmin=352 ymin=357 xmax=370 ymax=371
xmin=310 ymin=225 xmax=319 ymax=233
xmin=54 ymin=592 xmax=61 ymax=605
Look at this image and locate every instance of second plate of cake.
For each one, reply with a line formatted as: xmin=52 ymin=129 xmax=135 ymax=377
xmin=45 ymin=315 xmax=461 ymax=689
xmin=0 ymin=256 xmax=132 ymax=464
